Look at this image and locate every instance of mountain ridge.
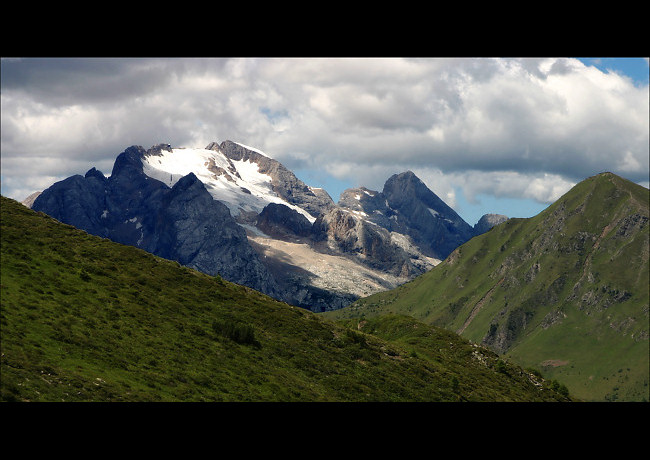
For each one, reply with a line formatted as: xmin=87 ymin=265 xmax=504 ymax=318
xmin=32 ymin=144 xmax=282 ymax=298
xmin=325 ymin=172 xmax=649 ymax=401
xmin=0 ymin=195 xmax=572 ymax=402
xmin=28 ymin=140 xmax=503 ymax=312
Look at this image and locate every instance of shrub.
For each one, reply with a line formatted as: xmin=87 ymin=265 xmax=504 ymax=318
xmin=212 ymin=319 xmax=260 ymax=347
xmin=345 ymin=329 xmax=367 ymax=346
xmin=525 ymin=367 xmax=543 ymax=379
xmin=79 ymin=268 xmax=91 ymax=281
xmin=494 ymin=359 xmax=508 ymax=374
xmin=550 ymin=379 xmax=569 ymax=397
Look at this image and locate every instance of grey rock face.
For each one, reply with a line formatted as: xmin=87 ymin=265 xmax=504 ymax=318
xmin=157 ymin=173 xmax=280 ymax=297
xmin=213 ymin=140 xmax=335 ymax=218
xmin=31 ymin=171 xmax=114 ymax=238
xmin=255 ymin=203 xmax=313 ymax=239
xmin=473 ymin=214 xmax=509 ymax=236
xmin=381 ymin=171 xmax=475 ymax=260
xmin=313 ymin=206 xmax=427 ymax=278
xmin=335 ymin=171 xmax=476 ymax=261
xmin=32 ymin=145 xmax=281 ymax=299
xmin=21 ymin=191 xmax=42 ymax=208
xmin=337 ymin=187 xmax=394 ymax=228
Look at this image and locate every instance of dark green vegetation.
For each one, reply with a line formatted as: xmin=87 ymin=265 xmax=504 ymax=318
xmin=0 ymin=195 xmax=571 ymax=402
xmin=327 ymin=173 xmax=649 ymax=402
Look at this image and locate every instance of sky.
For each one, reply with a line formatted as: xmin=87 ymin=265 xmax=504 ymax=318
xmin=1 ymin=57 xmax=648 ymax=226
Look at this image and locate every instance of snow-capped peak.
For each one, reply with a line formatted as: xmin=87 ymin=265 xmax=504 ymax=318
xmin=140 ymin=144 xmax=315 ymax=223
xmin=233 ymin=141 xmax=270 ymax=158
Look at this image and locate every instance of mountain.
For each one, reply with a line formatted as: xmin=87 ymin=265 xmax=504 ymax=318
xmin=326 ymin=172 xmax=649 ymax=402
xmin=141 ymin=141 xmax=334 ymax=225
xmin=0 ymin=195 xmax=573 ymax=402
xmin=473 ymin=214 xmax=509 ymax=236
xmin=380 ymin=171 xmax=476 ymax=259
xmin=20 ymin=191 xmax=41 ymax=208
xmin=331 ymin=171 xmax=479 ymax=265
xmin=29 ymin=141 xmax=492 ymax=312
xmin=207 ymin=140 xmax=335 ymax=220
xmin=31 ymin=145 xmax=281 ymax=299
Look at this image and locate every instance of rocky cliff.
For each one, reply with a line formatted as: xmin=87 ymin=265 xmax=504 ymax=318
xmin=32 ymin=145 xmax=281 ymax=299
xmin=473 ymin=214 xmax=509 ymax=236
xmin=255 ymin=202 xmax=313 ymax=240
xmin=320 ymin=171 xmax=481 ymax=275
xmin=381 ymin=171 xmax=476 ymax=260
xmin=28 ymin=141 xmax=505 ymax=313
xmin=210 ymin=140 xmax=335 ymax=220
xmin=337 ymin=172 xmax=649 ymax=401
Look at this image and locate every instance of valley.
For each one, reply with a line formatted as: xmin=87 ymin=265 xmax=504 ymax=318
xmin=325 ymin=172 xmax=649 ymax=401
xmin=10 ymin=140 xmax=649 ymax=402
xmin=27 ymin=141 xmax=472 ymax=312
xmin=247 ymin=231 xmax=417 ymax=309
xmin=0 ymin=195 xmax=571 ymax=402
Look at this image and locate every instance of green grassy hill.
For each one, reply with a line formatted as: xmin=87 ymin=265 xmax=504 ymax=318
xmin=326 ymin=173 xmax=649 ymax=402
xmin=0 ymin=195 xmax=571 ymax=402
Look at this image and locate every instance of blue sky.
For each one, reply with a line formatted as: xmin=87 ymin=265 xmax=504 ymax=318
xmin=295 ymin=169 xmax=551 ymax=226
xmin=577 ymin=58 xmax=649 ymax=86
xmin=1 ymin=57 xmax=648 ymax=226
xmin=290 ymin=57 xmax=649 ymax=225
xmin=461 ymin=58 xmax=648 ymax=225
xmin=300 ymin=57 xmax=650 ymax=225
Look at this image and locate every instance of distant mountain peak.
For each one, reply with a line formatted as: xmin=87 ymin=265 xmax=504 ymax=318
xmin=171 ymin=171 xmax=201 ymax=191
xmin=345 ymin=171 xmax=649 ymax=401
xmin=334 ymin=170 xmax=475 ymax=260
xmin=147 ymin=143 xmax=174 ymax=156
xmin=139 ymin=142 xmax=331 ymax=224
xmin=26 ymin=140 xmax=531 ymax=314
xmin=84 ymin=167 xmax=107 ymax=182
xmin=474 ymin=214 xmax=509 ymax=235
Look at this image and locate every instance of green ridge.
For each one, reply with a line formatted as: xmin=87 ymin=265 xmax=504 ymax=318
xmin=325 ymin=173 xmax=649 ymax=402
xmin=1 ymin=196 xmax=571 ymax=402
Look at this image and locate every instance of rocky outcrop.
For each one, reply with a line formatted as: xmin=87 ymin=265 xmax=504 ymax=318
xmin=21 ymin=191 xmax=42 ymax=208
xmin=155 ymin=173 xmax=279 ymax=296
xmin=32 ymin=145 xmax=281 ymax=299
xmin=255 ymin=202 xmax=312 ymax=240
xmin=473 ymin=214 xmax=509 ymax=236
xmin=381 ymin=171 xmax=475 ymax=260
xmin=313 ymin=200 xmax=438 ymax=278
xmin=337 ymin=187 xmax=394 ymax=229
xmin=331 ymin=171 xmax=476 ymax=265
xmin=210 ymin=140 xmax=335 ymax=219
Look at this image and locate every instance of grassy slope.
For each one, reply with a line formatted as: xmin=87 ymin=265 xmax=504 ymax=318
xmin=326 ymin=173 xmax=649 ymax=402
xmin=0 ymin=196 xmax=570 ymax=402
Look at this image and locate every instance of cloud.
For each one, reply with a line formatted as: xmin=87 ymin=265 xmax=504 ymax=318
xmin=0 ymin=58 xmax=179 ymax=107
xmin=1 ymin=57 xmax=648 ymax=208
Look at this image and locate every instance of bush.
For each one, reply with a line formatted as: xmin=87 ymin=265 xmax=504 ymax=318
xmin=550 ymin=379 xmax=569 ymax=397
xmin=212 ymin=319 xmax=260 ymax=347
xmin=79 ymin=269 xmax=91 ymax=281
xmin=345 ymin=329 xmax=367 ymax=346
xmin=525 ymin=367 xmax=543 ymax=379
xmin=494 ymin=359 xmax=508 ymax=374
xmin=450 ymin=376 xmax=460 ymax=392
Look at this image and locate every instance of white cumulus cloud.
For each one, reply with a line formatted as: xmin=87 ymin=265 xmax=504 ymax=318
xmin=1 ymin=57 xmax=647 ymax=213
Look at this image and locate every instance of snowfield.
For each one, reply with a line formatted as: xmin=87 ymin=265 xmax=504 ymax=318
xmin=141 ymin=146 xmax=315 ymax=223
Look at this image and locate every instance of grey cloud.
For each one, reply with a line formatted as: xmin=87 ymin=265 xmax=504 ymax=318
xmin=1 ymin=57 xmax=648 ymax=205
xmin=1 ymin=58 xmax=188 ymax=107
